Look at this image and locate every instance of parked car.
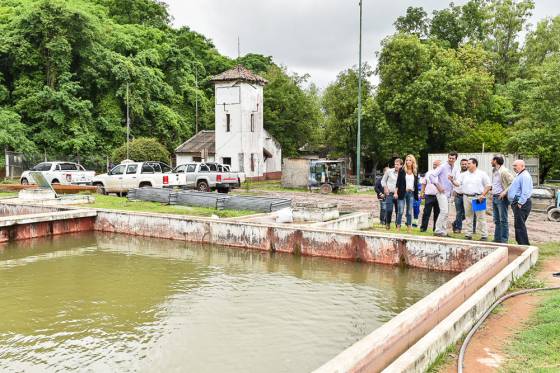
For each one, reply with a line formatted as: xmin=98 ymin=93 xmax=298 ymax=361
xmin=167 ymin=162 xmax=244 ymax=193
xmin=92 ymin=161 xmax=171 ymax=195
xmin=20 ymin=162 xmax=95 ymax=185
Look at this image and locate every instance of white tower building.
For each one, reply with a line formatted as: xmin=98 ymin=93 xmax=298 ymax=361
xmin=211 ymin=65 xmax=269 ymax=179
xmin=175 ymin=65 xmax=282 ymax=180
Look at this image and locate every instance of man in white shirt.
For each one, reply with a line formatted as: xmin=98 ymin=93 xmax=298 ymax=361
xmin=451 ymin=158 xmax=491 ymax=240
xmin=452 ymin=159 xmax=468 ymax=233
xmin=429 ymin=151 xmax=458 ymax=236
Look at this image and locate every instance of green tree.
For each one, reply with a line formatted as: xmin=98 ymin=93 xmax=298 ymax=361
xmin=394 ymin=6 xmax=429 ymax=38
xmin=376 ymin=34 xmax=494 ymax=166
xmin=505 ymin=56 xmax=560 ymax=180
xmin=0 ymin=108 xmax=36 ymax=152
xmin=262 ymin=65 xmax=323 ymax=157
xmin=486 ymin=0 xmax=535 ymax=84
xmin=112 ymin=137 xmax=170 ymax=163
xmin=430 ymin=4 xmax=465 ymax=48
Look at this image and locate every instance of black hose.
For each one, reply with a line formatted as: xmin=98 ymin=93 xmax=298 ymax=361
xmin=458 ymin=285 xmax=560 ymax=373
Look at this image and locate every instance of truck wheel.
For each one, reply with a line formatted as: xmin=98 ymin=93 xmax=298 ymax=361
xmin=197 ymin=180 xmax=209 ymax=192
xmin=320 ymin=183 xmax=333 ymax=194
xmin=139 ymin=182 xmax=152 ymax=188
xmin=51 ymin=179 xmax=60 ymax=184
xmin=217 ymin=187 xmax=230 ymax=194
xmin=21 ymin=178 xmax=29 ymax=185
xmin=548 ymin=208 xmax=560 ymax=222
xmin=93 ymin=182 xmax=106 ymax=195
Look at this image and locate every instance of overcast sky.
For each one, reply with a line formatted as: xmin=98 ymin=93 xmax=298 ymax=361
xmin=165 ymin=0 xmax=560 ymax=88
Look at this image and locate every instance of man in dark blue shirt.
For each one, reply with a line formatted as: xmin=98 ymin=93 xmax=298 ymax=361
xmin=507 ymin=160 xmax=534 ymax=245
xmin=375 ymin=167 xmax=388 ymax=225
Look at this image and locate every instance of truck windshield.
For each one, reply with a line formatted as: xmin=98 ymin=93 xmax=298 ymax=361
xmin=32 ymin=163 xmax=52 ymax=171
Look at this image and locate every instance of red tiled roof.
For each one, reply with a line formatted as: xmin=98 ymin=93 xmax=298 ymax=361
xmin=210 ymin=65 xmax=268 ymax=85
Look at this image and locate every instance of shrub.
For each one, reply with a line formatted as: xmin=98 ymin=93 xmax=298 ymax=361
xmin=112 ymin=137 xmax=170 ymax=163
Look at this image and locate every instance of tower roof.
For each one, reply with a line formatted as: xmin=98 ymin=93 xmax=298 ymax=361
xmin=210 ymin=65 xmax=268 ymax=85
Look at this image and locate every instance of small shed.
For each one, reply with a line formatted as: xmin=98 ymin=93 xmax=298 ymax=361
xmin=281 ymin=158 xmax=312 ymax=188
xmin=175 ymin=130 xmax=216 ymax=165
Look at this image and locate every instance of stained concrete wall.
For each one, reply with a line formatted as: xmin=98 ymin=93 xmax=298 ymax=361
xmin=90 ymin=209 xmax=496 ymax=272
xmin=383 ymin=245 xmax=538 ymax=372
xmin=0 ymin=210 xmax=97 ymax=243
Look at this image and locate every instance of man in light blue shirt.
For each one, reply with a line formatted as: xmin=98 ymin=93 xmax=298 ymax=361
xmin=507 ymin=160 xmax=533 ymax=245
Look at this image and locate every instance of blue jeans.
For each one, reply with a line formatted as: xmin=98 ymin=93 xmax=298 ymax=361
xmin=493 ymin=195 xmax=509 ymax=243
xmin=379 ymin=199 xmax=386 ymax=225
xmin=384 ymin=194 xmax=397 ymax=226
xmin=396 ymin=192 xmax=414 ymax=227
xmin=453 ymin=194 xmax=465 ymax=231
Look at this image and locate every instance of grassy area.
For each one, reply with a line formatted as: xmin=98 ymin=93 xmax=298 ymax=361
xmin=0 ymin=191 xmax=17 ymax=198
xmin=366 ymin=223 xmax=494 ymax=241
xmin=501 ymin=242 xmax=560 ymax=372
xmin=241 ymin=180 xmax=307 ymax=192
xmin=84 ymin=194 xmax=256 ymax=218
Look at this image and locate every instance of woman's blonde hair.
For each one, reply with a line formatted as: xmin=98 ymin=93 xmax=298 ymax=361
xmin=404 ymin=154 xmax=417 ymax=175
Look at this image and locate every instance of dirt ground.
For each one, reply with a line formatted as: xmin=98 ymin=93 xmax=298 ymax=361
xmin=440 ymin=256 xmax=560 ymax=373
xmin=240 ymin=189 xmax=560 ymax=244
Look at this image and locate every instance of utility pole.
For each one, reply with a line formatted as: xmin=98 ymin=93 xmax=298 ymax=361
xmin=237 ymin=36 xmax=241 ymax=59
xmin=356 ymin=0 xmax=363 ymax=186
xmin=126 ymin=82 xmax=130 ymax=160
xmin=195 ymin=64 xmax=199 ymax=133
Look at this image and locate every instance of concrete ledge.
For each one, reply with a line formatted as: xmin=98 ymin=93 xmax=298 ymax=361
xmin=311 ymin=212 xmax=371 ymax=231
xmin=382 ymin=245 xmax=538 ymax=373
xmin=313 ymin=247 xmax=509 ymax=373
xmin=0 ymin=209 xmax=97 ymax=243
xmin=0 ymin=210 xmax=97 ymax=227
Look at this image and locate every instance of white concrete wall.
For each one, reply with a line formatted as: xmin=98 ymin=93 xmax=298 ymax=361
xmin=263 ymin=130 xmax=282 ymax=174
xmin=215 ymin=81 xmax=264 ymax=177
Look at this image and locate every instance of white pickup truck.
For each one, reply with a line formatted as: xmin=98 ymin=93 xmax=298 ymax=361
xmin=167 ymin=162 xmax=244 ymax=193
xmin=20 ymin=162 xmax=95 ymax=185
xmin=92 ymin=161 xmax=172 ymax=195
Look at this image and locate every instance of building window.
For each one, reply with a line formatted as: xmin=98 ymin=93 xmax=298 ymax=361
xmin=250 ymin=153 xmax=255 ymax=172
xmin=226 ymin=113 xmax=231 ymax=132
xmin=223 ymin=157 xmax=231 ymax=166
xmin=250 ymin=114 xmax=255 ymax=132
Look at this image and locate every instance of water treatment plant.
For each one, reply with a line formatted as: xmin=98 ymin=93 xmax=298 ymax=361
xmin=0 ymin=196 xmax=538 ymax=372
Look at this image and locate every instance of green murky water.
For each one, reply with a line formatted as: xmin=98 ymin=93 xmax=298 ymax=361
xmin=0 ymin=232 xmax=455 ymax=372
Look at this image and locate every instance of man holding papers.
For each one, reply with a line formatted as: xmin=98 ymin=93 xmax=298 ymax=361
xmin=449 ymin=158 xmax=491 ymax=241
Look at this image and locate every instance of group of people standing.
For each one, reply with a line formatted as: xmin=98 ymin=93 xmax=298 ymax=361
xmin=375 ymin=151 xmax=534 ymax=245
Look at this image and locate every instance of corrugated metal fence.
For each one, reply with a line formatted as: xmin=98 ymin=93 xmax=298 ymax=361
xmin=428 ymin=153 xmax=540 ymax=185
xmin=128 ymin=188 xmax=291 ymax=213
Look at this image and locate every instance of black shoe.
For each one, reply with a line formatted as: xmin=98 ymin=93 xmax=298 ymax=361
xmin=464 ymin=236 xmax=472 ymax=240
xmin=480 ymin=237 xmax=488 ymax=241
